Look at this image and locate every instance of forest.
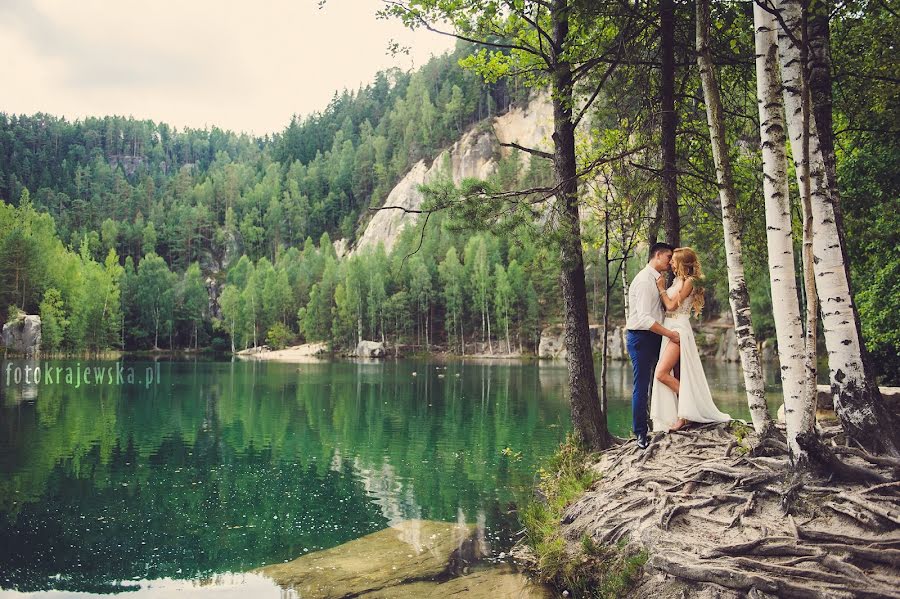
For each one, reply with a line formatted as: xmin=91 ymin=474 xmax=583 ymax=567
xmin=0 ymin=1 xmax=896 ymax=389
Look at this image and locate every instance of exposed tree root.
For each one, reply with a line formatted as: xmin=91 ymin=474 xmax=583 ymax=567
xmin=539 ymin=423 xmax=900 ymax=598
xmin=797 ymin=430 xmax=891 ymax=484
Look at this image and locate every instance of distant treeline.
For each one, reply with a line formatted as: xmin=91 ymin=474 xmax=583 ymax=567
xmin=0 ymin=43 xmax=525 ymax=274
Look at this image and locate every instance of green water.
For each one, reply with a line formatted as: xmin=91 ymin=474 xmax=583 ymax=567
xmin=0 ymin=357 xmax=780 ymax=596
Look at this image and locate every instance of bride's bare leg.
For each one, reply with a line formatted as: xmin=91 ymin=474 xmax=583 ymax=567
xmin=655 ymin=341 xmax=681 ymax=395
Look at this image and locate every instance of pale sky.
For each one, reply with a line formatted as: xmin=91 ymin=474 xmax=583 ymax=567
xmin=0 ymin=0 xmax=456 ymax=135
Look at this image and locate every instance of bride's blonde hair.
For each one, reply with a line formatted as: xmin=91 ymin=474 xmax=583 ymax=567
xmin=673 ymin=247 xmax=705 ymax=318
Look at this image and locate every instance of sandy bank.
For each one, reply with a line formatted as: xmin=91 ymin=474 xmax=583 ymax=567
xmin=234 ymin=342 xmax=329 ymax=363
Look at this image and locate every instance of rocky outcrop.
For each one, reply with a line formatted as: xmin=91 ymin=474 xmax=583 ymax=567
xmin=2 ymin=314 xmax=41 ymax=357
xmin=714 ymin=328 xmax=740 ymax=362
xmin=205 ymin=277 xmax=223 ymax=320
xmin=605 ymin=326 xmax=628 ymax=361
xmin=540 ymin=324 xmax=629 ymax=361
xmin=760 ymin=338 xmax=777 ymax=362
xmin=538 ymin=325 xmax=567 ymax=359
xmin=353 ymin=93 xmax=553 ymax=255
xmin=354 ymin=340 xmax=386 ymax=358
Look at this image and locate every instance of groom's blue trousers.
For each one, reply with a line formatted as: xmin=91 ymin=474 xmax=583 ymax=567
xmin=626 ymin=329 xmax=662 ymax=438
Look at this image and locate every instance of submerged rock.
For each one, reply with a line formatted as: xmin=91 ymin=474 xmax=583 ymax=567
xmin=256 ymin=519 xmax=487 ymax=597
xmin=357 ymin=563 xmax=551 ymax=598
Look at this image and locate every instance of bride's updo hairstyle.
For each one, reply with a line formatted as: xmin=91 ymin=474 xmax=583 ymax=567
xmin=672 ymin=247 xmax=705 ymax=318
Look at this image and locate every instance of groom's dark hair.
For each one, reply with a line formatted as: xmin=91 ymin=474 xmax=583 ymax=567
xmin=649 ymin=242 xmax=675 ymax=260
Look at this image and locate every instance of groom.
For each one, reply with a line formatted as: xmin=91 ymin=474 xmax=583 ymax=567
xmin=626 ymin=242 xmax=681 ymax=449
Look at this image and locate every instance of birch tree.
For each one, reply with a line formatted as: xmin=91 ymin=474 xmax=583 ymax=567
xmin=773 ymin=0 xmax=900 ymax=455
xmin=753 ymin=3 xmax=807 ymax=453
xmin=697 ymin=0 xmax=772 ymax=436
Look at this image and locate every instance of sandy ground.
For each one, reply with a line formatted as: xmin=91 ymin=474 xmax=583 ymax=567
xmin=234 ymin=342 xmax=328 ymax=363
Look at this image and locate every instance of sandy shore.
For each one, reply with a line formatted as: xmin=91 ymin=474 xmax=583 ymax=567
xmin=234 ymin=342 xmax=329 ymax=363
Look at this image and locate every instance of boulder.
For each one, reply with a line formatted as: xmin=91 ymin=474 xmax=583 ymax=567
xmin=256 ymin=519 xmax=486 ymax=598
xmin=2 ymin=314 xmax=41 ymax=357
xmin=355 ymin=340 xmax=387 ymax=358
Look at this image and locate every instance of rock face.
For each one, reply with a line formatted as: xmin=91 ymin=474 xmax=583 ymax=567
xmin=255 ymin=520 xmax=494 ymax=598
xmin=2 ymin=315 xmax=41 ymax=356
xmin=353 ymin=93 xmax=553 ymax=255
xmin=605 ymin=326 xmax=628 ymax=361
xmin=538 ymin=325 xmax=566 ymax=359
xmin=760 ymin=339 xmax=777 ymax=362
xmin=355 ymin=340 xmax=387 ymax=358
xmin=205 ymin=277 xmax=223 ymax=320
xmin=540 ymin=324 xmax=629 ymax=361
xmin=714 ymin=328 xmax=740 ymax=362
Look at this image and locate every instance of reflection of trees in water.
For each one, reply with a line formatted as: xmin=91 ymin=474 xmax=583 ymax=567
xmin=0 ymin=359 xmax=576 ymax=592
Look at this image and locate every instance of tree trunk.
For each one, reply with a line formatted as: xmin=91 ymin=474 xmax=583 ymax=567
xmin=697 ymin=0 xmax=770 ymax=436
xmin=753 ymin=3 xmax=803 ymax=444
xmin=775 ymin=0 xmax=900 ymax=456
xmin=551 ymin=0 xmax=612 ymax=451
xmin=660 ymin=0 xmax=680 ymax=247
xmin=622 ymin=255 xmax=629 ymax=322
xmin=799 ymin=5 xmax=820 ymax=457
xmin=486 ymin=302 xmax=493 ymax=354
xmin=600 ymin=209 xmax=611 ymax=415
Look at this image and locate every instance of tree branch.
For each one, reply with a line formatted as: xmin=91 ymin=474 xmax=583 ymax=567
xmin=499 ymin=142 xmax=553 ymax=160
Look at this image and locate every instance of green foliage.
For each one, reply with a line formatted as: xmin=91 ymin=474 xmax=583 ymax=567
xmin=38 ymin=288 xmax=68 ymax=351
xmin=856 ymin=260 xmax=900 ymax=384
xmin=519 ymin=435 xmax=649 ymax=596
xmin=265 ymin=322 xmax=293 ymax=350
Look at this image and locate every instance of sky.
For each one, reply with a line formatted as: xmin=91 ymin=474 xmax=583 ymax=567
xmin=0 ymin=0 xmax=456 ymax=135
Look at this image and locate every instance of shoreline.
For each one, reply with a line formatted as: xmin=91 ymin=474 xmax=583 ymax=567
xmin=514 ymin=422 xmax=900 ymax=597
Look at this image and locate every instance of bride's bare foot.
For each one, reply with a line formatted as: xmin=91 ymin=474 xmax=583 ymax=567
xmin=669 ymin=418 xmax=689 ymax=432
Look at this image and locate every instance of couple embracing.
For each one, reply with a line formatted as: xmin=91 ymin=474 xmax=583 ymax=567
xmin=626 ymin=243 xmax=731 ymax=449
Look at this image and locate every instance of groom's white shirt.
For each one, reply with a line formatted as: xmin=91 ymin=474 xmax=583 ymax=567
xmin=626 ymin=265 xmax=664 ymax=331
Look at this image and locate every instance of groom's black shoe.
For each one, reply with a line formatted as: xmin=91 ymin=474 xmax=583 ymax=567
xmin=636 ymin=434 xmax=650 ymax=449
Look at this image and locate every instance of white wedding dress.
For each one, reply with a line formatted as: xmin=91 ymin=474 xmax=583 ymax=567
xmin=650 ymin=277 xmax=731 ymax=431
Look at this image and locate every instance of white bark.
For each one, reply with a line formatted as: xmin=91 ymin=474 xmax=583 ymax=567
xmin=698 ymin=0 xmax=771 ymax=434
xmin=753 ymin=4 xmax=807 ymax=454
xmin=775 ymin=0 xmax=899 ymax=455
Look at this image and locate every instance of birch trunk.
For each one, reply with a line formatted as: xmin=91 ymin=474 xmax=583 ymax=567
xmin=798 ymin=7 xmax=820 ymax=453
xmin=753 ymin=3 xmax=805 ymax=449
xmin=775 ymin=0 xmax=900 ymax=456
xmin=697 ymin=0 xmax=770 ymax=434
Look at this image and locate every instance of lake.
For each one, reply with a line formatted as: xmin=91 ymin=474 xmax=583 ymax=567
xmin=0 ymin=357 xmax=782 ymax=597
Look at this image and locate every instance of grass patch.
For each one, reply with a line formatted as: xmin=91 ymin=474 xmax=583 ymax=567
xmin=729 ymin=420 xmax=752 ymax=455
xmin=519 ymin=435 xmax=648 ymax=597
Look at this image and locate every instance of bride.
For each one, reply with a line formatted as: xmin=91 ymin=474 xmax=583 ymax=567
xmin=650 ymin=247 xmax=731 ymax=432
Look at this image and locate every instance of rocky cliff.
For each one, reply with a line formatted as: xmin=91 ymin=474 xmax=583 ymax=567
xmin=353 ymin=93 xmax=553 ymax=255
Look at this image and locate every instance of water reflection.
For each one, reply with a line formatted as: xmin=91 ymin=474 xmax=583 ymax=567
xmin=0 ymin=357 xmax=777 ymax=596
